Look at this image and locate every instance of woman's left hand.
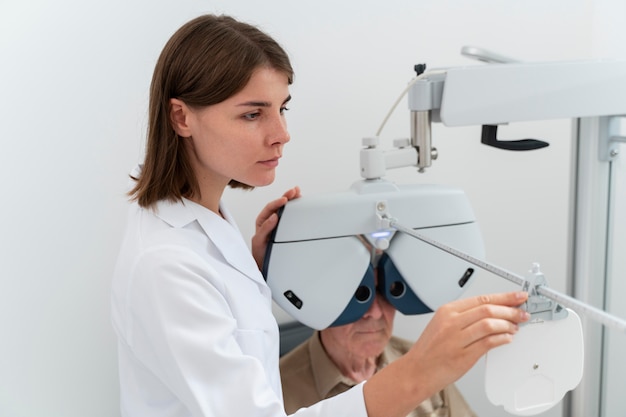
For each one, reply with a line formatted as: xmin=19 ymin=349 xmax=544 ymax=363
xmin=251 ymin=186 xmax=301 ymax=270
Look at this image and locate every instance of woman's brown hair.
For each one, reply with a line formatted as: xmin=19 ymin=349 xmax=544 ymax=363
xmin=129 ymin=14 xmax=294 ymax=208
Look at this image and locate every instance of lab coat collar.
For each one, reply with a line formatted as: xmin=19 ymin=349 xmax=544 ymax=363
xmin=153 ymin=198 xmax=266 ymax=286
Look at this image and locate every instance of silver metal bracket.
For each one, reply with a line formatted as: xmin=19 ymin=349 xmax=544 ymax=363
xmin=599 ymin=115 xmax=626 ymax=162
xmin=375 ymin=200 xmax=392 ymax=229
xmin=373 ymin=201 xmax=395 ymax=250
xmin=521 ymin=263 xmax=568 ymax=323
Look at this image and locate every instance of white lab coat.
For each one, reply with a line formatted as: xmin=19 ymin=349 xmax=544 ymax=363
xmin=111 ymin=192 xmax=367 ymax=417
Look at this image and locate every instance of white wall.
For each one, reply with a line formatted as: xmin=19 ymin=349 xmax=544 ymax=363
xmin=0 ymin=1 xmax=622 ymax=416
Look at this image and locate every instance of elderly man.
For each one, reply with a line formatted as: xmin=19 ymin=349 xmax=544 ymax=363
xmin=279 ymin=279 xmax=478 ymax=417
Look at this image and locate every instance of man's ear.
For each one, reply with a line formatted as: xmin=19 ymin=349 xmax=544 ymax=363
xmin=169 ymin=98 xmax=193 ymax=137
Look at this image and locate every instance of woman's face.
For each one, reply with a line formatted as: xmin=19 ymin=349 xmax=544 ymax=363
xmin=174 ymin=67 xmax=291 ymax=194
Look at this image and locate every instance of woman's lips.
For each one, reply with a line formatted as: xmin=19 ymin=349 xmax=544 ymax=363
xmin=259 ymin=157 xmax=279 ymax=167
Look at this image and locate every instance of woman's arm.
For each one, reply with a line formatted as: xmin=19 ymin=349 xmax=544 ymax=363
xmin=363 ymin=291 xmax=530 ymax=417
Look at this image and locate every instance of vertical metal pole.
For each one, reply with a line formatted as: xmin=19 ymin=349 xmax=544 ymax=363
xmin=567 ymin=116 xmax=612 ymax=417
xmin=411 ymin=110 xmax=432 ymax=172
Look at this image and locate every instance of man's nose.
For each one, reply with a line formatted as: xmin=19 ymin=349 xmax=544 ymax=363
xmin=364 ymin=293 xmax=384 ymax=319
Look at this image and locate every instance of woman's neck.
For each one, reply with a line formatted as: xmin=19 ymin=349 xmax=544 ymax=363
xmin=188 ymin=180 xmax=227 ymax=216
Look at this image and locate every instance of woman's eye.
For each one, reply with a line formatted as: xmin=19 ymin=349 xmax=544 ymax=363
xmin=244 ymin=112 xmax=260 ymax=120
xmin=280 ymin=106 xmax=290 ymax=115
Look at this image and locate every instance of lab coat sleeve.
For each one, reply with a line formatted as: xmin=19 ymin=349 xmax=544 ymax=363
xmin=124 ymin=244 xmax=368 ymax=417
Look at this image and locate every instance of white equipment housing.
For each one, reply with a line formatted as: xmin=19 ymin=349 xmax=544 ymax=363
xmin=263 ymin=179 xmax=484 ymax=330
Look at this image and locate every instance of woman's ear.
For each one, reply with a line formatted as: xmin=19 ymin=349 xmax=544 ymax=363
xmin=169 ymin=98 xmax=193 ymax=137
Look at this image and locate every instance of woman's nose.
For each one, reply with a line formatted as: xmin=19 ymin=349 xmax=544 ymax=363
xmin=268 ymin=114 xmax=290 ymax=145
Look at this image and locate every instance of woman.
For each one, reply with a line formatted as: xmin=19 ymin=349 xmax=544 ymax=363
xmin=111 ymin=14 xmax=530 ymax=417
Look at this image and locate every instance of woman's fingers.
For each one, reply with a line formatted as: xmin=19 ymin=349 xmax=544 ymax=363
xmin=461 ymin=315 xmax=519 ymax=347
xmin=255 ymin=198 xmax=286 ymax=231
xmin=456 ymin=302 xmax=530 ymax=332
xmin=281 ymin=185 xmax=301 ymax=201
xmin=251 ymin=186 xmax=301 ymax=269
xmin=452 ymin=291 xmax=529 ymax=313
xmin=254 ymin=186 xmax=300 ymax=231
xmin=437 ymin=291 xmax=530 ymax=349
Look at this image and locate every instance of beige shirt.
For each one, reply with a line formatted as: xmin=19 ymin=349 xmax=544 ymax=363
xmin=280 ymin=332 xmax=477 ymax=417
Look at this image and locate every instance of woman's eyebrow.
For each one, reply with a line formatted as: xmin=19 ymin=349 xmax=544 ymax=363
xmin=237 ymin=95 xmax=292 ymax=108
xmin=238 ymin=101 xmax=270 ymax=107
